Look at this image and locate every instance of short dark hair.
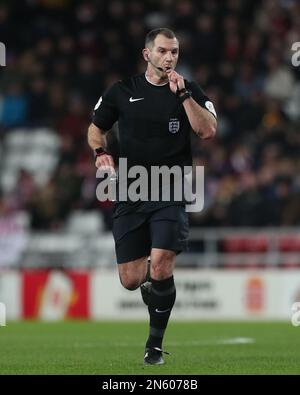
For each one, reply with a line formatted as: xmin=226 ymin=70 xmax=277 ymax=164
xmin=145 ymin=28 xmax=177 ymax=48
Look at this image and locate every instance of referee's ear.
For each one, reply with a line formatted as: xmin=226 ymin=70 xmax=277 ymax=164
xmin=143 ymin=48 xmax=150 ymax=62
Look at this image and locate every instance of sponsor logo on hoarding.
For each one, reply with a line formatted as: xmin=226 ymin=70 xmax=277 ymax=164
xmin=23 ymin=270 xmax=89 ymax=320
xmin=245 ymin=277 xmax=264 ymax=312
xmin=0 ymin=302 xmax=6 ymax=326
xmin=291 ymin=302 xmax=300 ymax=327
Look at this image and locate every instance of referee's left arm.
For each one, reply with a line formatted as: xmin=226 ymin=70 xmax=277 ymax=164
xmin=167 ymin=69 xmax=217 ymax=139
xmin=182 ymin=97 xmax=217 ymax=139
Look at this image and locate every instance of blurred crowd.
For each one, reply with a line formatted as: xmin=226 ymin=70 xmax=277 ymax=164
xmin=0 ymin=0 xmax=300 ymax=230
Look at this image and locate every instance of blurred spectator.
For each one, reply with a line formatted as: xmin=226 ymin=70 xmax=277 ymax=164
xmin=228 ymin=171 xmax=277 ymax=226
xmin=54 ymin=162 xmax=82 ymax=214
xmin=29 ymin=178 xmax=63 ymax=230
xmin=234 ymin=63 xmax=264 ymax=100
xmin=0 ymin=0 xmax=299 ymax=231
xmin=0 ymin=83 xmax=28 ymax=128
xmin=28 ymin=77 xmax=49 ymax=126
xmin=264 ymin=52 xmax=295 ymax=101
xmin=57 ymin=94 xmax=89 ymax=143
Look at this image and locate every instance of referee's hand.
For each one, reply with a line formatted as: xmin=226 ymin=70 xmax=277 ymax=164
xmin=166 ymin=69 xmax=185 ymax=94
xmin=95 ymin=154 xmax=115 ymax=172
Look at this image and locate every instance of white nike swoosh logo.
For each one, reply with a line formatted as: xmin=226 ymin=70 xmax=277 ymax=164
xmin=155 ymin=308 xmax=170 ymax=313
xmin=129 ymin=97 xmax=144 ymax=102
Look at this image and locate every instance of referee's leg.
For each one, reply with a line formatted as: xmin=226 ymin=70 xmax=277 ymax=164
xmin=118 ymin=256 xmax=148 ymax=290
xmin=112 ymin=213 xmax=151 ymax=290
xmin=144 ymin=205 xmax=188 ymax=362
xmin=144 ymin=248 xmax=176 ymax=354
xmin=150 ymin=248 xmax=176 ymax=280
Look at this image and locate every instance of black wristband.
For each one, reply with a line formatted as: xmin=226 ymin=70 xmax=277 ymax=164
xmin=94 ymin=147 xmax=107 ymax=160
xmin=179 ymin=90 xmax=192 ymax=103
xmin=176 ymin=87 xmax=187 ymax=96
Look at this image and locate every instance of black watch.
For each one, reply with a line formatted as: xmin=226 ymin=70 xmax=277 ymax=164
xmin=94 ymin=147 xmax=107 ymax=160
xmin=176 ymin=87 xmax=187 ymax=96
xmin=179 ymin=90 xmax=192 ymax=103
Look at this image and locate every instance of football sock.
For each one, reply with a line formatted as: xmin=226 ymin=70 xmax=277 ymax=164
xmin=146 ymin=275 xmax=176 ymax=349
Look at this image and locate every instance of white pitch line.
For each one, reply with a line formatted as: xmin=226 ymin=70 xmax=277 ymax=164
xmin=216 ymin=337 xmax=255 ymax=345
xmin=168 ymin=337 xmax=255 ymax=347
xmin=73 ymin=337 xmax=255 ymax=348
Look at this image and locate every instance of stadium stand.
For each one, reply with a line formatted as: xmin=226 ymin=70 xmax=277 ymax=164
xmin=0 ymin=0 xmax=300 ymax=268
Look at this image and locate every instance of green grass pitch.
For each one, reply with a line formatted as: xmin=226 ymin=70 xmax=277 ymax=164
xmin=0 ymin=321 xmax=300 ymax=375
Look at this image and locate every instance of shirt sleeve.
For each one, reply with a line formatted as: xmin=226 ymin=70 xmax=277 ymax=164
xmin=92 ymin=82 xmax=120 ymax=131
xmin=186 ymin=81 xmax=217 ymax=119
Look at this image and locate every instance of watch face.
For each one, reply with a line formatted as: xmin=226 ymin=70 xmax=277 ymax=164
xmin=180 ymin=91 xmax=192 ymax=102
xmin=95 ymin=147 xmax=105 ymax=154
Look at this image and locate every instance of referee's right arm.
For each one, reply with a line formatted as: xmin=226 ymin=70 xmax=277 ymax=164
xmin=87 ymin=122 xmax=106 ymax=150
xmin=87 ymin=123 xmax=115 ymax=170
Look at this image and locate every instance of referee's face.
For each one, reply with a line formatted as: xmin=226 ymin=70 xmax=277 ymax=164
xmin=150 ymin=34 xmax=179 ymax=74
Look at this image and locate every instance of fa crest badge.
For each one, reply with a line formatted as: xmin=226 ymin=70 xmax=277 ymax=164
xmin=169 ymin=118 xmax=180 ymax=134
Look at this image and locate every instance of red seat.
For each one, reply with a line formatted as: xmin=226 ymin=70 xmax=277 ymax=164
xmin=279 ymin=237 xmax=300 ymax=252
xmin=223 ymin=237 xmax=245 ymax=252
xmin=242 ymin=237 xmax=268 ymax=252
xmin=223 ymin=236 xmax=268 ymax=252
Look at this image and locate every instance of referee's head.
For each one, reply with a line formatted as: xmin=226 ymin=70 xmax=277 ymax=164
xmin=145 ymin=28 xmax=177 ymax=49
xmin=143 ymin=28 xmax=179 ymax=73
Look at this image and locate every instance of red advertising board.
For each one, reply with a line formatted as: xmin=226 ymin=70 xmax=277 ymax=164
xmin=22 ymin=270 xmax=89 ymax=319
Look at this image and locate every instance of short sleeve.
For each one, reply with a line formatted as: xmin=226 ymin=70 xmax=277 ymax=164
xmin=92 ymin=82 xmax=120 ymax=131
xmin=187 ymin=81 xmax=217 ymax=119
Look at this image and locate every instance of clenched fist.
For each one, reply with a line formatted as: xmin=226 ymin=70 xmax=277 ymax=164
xmin=166 ymin=69 xmax=185 ymax=94
xmin=95 ymin=153 xmax=115 ymax=173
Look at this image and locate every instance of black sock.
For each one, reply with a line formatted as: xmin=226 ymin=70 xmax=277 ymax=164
xmin=146 ymin=276 xmax=176 ymax=349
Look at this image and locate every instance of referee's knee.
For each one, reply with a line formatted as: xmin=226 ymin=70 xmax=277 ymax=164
xmin=119 ymin=275 xmax=140 ymax=291
xmin=151 ymin=250 xmax=176 ymax=280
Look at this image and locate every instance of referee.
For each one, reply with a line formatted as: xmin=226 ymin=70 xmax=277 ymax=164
xmin=87 ymin=28 xmax=217 ymax=365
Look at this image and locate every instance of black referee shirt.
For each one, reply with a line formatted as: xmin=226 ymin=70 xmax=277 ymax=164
xmin=92 ymin=73 xmax=216 ymax=217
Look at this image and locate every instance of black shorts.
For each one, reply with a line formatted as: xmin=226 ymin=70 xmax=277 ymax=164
xmin=112 ymin=205 xmax=189 ymax=264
